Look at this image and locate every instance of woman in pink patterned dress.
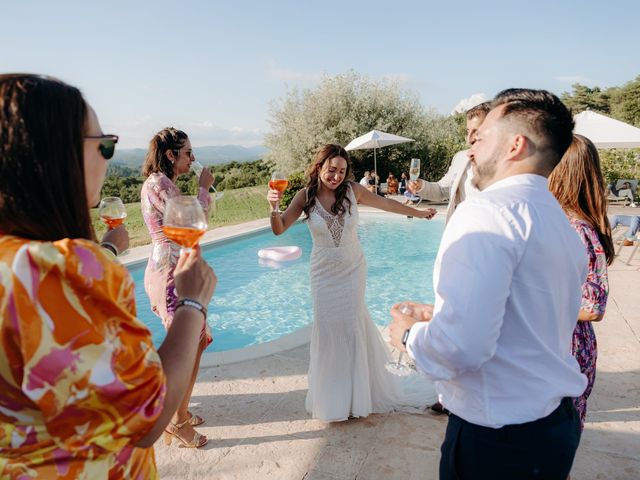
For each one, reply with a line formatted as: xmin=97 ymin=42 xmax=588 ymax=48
xmin=548 ymin=134 xmax=615 ymax=429
xmin=141 ymin=128 xmax=215 ymax=448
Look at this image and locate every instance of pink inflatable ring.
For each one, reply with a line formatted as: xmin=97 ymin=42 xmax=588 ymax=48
xmin=257 ymin=246 xmax=302 ymax=262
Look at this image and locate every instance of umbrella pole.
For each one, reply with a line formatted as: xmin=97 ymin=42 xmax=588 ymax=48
xmin=374 ymin=148 xmax=377 ymax=188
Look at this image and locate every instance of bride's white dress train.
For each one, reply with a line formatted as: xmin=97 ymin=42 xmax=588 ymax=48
xmin=305 ymin=185 xmax=437 ymax=422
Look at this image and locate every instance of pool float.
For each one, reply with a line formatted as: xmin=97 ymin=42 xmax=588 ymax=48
xmin=257 ymin=246 xmax=302 ymax=262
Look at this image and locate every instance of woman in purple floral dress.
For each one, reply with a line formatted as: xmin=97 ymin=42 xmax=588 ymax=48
xmin=141 ymin=127 xmax=215 ymax=448
xmin=549 ymin=134 xmax=614 ymax=429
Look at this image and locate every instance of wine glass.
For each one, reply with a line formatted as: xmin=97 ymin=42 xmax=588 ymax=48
xmin=385 ymin=303 xmax=415 ymax=376
xmin=190 ymin=161 xmax=224 ymax=201
xmin=98 ymin=197 xmax=127 ymax=229
xmin=162 ymin=196 xmax=208 ymax=253
xmin=268 ymin=171 xmax=289 ymax=211
xmin=409 ymin=158 xmax=421 ymax=181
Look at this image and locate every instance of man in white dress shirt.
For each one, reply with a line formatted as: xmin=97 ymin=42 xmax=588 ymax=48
xmin=408 ymin=102 xmax=491 ymax=223
xmin=389 ymin=89 xmax=588 ymax=479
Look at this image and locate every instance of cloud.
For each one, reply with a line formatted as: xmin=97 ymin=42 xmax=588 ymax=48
xmin=381 ymin=73 xmax=412 ymax=85
xmin=102 ymin=117 xmax=265 ymax=149
xmin=451 ymin=93 xmax=488 ymax=115
xmin=266 ymin=60 xmax=322 ymax=85
xmin=555 ymin=75 xmax=593 ymax=85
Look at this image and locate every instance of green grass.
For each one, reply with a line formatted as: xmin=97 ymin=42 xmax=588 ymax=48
xmin=91 ymin=185 xmax=271 ymax=248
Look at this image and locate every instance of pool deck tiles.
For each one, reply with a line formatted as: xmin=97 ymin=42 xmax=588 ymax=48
xmin=152 ymin=203 xmax=640 ymax=479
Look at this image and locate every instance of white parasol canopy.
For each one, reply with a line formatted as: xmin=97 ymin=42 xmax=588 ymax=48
xmin=573 ymin=110 xmax=640 ymax=149
xmin=345 ymin=130 xmax=414 ymax=185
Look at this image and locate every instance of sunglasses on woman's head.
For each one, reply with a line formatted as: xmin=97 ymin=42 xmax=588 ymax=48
xmin=84 ymin=134 xmax=119 ymax=160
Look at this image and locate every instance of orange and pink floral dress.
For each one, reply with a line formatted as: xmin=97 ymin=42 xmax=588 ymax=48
xmin=0 ymin=235 xmax=167 ymax=479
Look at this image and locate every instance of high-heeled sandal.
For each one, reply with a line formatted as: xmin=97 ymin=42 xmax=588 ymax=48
xmin=187 ymin=411 xmax=205 ymax=426
xmin=163 ymin=420 xmax=208 ymax=448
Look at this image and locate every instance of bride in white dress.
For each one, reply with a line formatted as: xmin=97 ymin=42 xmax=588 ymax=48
xmin=268 ymin=144 xmax=438 ymax=422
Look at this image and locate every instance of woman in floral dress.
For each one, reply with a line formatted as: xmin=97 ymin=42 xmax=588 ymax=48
xmin=549 ymin=134 xmax=615 ymax=429
xmin=141 ymin=127 xmax=215 ymax=447
xmin=0 ymin=74 xmax=215 ymax=478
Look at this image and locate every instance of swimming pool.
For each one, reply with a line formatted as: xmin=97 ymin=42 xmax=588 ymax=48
xmin=128 ymin=214 xmax=444 ymax=352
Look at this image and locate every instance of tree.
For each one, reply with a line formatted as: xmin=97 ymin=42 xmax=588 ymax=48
xmin=264 ymin=71 xmax=465 ymax=182
xmin=561 ymin=84 xmax=610 ymax=114
xmin=609 ymin=75 xmax=640 ymax=127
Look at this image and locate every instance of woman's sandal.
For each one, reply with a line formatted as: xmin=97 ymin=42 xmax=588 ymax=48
xmin=163 ymin=420 xmax=208 ymax=448
xmin=187 ymin=411 xmax=205 ymax=426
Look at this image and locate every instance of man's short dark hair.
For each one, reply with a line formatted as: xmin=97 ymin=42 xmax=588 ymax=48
xmin=491 ymin=89 xmax=574 ymax=167
xmin=466 ymin=101 xmax=491 ymax=121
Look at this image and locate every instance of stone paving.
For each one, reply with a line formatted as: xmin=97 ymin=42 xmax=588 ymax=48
xmin=153 ymin=204 xmax=640 ymax=479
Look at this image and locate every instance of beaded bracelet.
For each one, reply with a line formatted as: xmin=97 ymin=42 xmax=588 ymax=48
xmin=175 ymin=298 xmax=207 ymax=320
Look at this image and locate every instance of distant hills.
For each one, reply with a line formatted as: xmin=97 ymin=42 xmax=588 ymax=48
xmin=112 ymin=145 xmax=268 ymax=167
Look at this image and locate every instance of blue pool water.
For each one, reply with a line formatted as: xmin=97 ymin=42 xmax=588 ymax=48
xmin=128 ymin=215 xmax=444 ymax=352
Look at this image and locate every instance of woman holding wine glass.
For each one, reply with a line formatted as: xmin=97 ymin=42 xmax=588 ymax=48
xmin=267 ymin=144 xmax=438 ymax=422
xmin=141 ymin=127 xmax=215 ymax=448
xmin=0 ymin=74 xmax=216 ymax=477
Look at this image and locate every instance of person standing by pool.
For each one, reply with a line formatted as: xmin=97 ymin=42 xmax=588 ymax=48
xmin=549 ymin=134 xmax=614 ymax=432
xmin=267 ymin=144 xmax=438 ymax=422
xmin=399 ymin=172 xmax=408 ymax=195
xmin=389 ymin=89 xmax=588 ymax=478
xmin=141 ymin=127 xmax=215 ymax=448
xmin=0 ymin=74 xmax=216 ymax=477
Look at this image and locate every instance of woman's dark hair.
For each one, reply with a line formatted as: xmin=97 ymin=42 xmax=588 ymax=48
xmin=302 ymin=144 xmax=352 ymax=220
xmin=548 ymin=134 xmax=615 ymax=265
xmin=143 ymin=127 xmax=189 ymax=179
xmin=0 ymin=74 xmax=93 ymax=241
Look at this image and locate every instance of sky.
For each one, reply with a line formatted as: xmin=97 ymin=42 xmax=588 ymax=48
xmin=2 ymin=0 xmax=639 ymax=148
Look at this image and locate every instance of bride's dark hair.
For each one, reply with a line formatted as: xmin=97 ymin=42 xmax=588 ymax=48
xmin=302 ymin=144 xmax=353 ymax=220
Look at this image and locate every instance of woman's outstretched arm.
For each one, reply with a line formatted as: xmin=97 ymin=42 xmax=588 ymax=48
xmin=351 ymin=182 xmax=436 ymax=219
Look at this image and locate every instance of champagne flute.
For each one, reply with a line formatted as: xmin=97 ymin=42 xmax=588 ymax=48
xmin=409 ymin=158 xmax=421 ymax=181
xmin=385 ymin=303 xmax=415 ymax=376
xmin=162 ymin=196 xmax=208 ymax=253
xmin=98 ymin=197 xmax=127 ymax=229
xmin=190 ymin=161 xmax=224 ymax=201
xmin=269 ymin=171 xmax=289 ymax=211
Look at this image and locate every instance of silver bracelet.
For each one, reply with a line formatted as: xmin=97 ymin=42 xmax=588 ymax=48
xmin=175 ymin=298 xmax=207 ymax=320
xmin=100 ymin=241 xmax=119 ymax=256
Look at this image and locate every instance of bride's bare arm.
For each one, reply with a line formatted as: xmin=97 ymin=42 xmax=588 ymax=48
xmin=351 ymin=182 xmax=436 ymax=219
xmin=269 ymin=189 xmax=306 ymax=235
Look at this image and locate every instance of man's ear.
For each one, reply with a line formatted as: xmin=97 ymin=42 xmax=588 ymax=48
xmin=506 ymin=134 xmax=528 ymax=161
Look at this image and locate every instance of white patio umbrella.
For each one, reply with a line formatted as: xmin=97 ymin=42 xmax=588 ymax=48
xmin=345 ymin=130 xmax=414 ymax=185
xmin=573 ymin=110 xmax=640 ymax=149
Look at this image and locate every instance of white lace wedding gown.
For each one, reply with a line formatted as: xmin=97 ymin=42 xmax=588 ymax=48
xmin=305 ymin=184 xmax=437 ymax=421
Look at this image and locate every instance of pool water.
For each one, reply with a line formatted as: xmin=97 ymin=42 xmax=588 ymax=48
xmin=129 ymin=215 xmax=444 ymax=352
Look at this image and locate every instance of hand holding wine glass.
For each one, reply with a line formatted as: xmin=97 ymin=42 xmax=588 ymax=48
xmin=190 ymin=161 xmax=223 ymax=201
xmin=98 ymin=197 xmax=129 ymax=255
xmin=268 ymin=171 xmax=289 ymax=211
xmin=162 ymin=196 xmax=208 ymax=253
xmin=385 ymin=303 xmax=416 ymax=376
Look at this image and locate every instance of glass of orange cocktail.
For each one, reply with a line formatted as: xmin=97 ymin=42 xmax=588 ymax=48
xmin=162 ymin=196 xmax=208 ymax=253
xmin=98 ymin=196 xmax=127 ymax=229
xmin=268 ymin=171 xmax=289 ymax=211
